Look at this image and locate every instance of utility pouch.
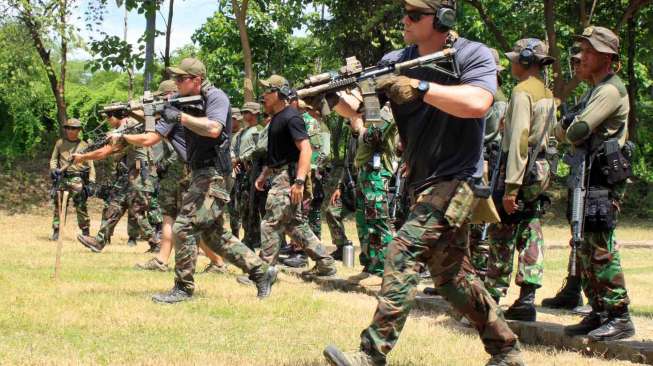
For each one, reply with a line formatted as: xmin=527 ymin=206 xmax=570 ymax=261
xmin=600 ymin=139 xmax=632 ymax=185
xmin=214 ymin=136 xmax=232 ymax=176
xmin=444 ymin=181 xmax=475 ymax=228
xmin=584 ymin=188 xmax=616 ymax=232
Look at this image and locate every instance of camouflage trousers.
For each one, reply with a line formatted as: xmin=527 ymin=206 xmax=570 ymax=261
xmin=355 ymin=167 xmax=394 ymax=276
xmin=51 ymin=176 xmax=90 ymax=232
xmin=228 ymin=179 xmax=243 ymax=238
xmin=325 ymin=167 xmax=352 ymax=247
xmin=307 ymin=170 xmax=325 ymax=239
xmin=579 ymin=229 xmax=630 ymax=312
xmin=159 ymin=161 xmax=188 ymax=218
xmin=128 ymin=187 xmax=163 ymax=240
xmin=360 ymin=181 xmax=517 ymax=362
xmin=172 ymin=167 xmax=265 ymax=294
xmin=96 ymin=184 xmax=155 ymax=245
xmin=259 ymin=169 xmax=333 ymax=267
xmin=469 ymin=224 xmax=490 ymax=278
xmin=484 ymin=216 xmax=545 ymax=299
xmin=237 ymin=172 xmax=263 ymax=250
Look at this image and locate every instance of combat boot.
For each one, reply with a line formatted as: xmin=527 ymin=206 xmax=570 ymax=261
xmin=564 ymin=311 xmax=605 ymax=336
xmin=572 ymin=304 xmax=592 ymax=316
xmin=252 ymin=265 xmax=278 ymax=299
xmin=50 ymin=228 xmax=59 ymax=241
xmin=323 ymin=345 xmax=380 ymax=366
xmin=485 ymin=342 xmax=525 ymax=366
xmin=330 ymin=242 xmax=348 ymax=261
xmin=587 ymin=308 xmax=635 ymax=341
xmin=81 ymin=228 xmax=90 ymax=237
xmin=145 ymin=240 xmax=160 ymax=253
xmin=127 ymin=237 xmax=138 ymax=247
xmin=77 ymin=234 xmax=104 ymax=253
xmin=135 ymin=257 xmax=169 ymax=272
xmin=282 ymin=253 xmax=308 ymax=268
xmin=541 ymin=276 xmax=583 ymax=310
xmin=347 ymin=271 xmax=372 ymax=284
xmin=202 ymin=262 xmax=228 ymax=274
xmin=503 ymin=285 xmax=537 ymax=322
xmin=152 ymin=284 xmax=192 ymax=304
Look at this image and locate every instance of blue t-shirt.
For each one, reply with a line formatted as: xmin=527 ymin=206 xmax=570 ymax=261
xmin=380 ymin=37 xmax=497 ymax=192
xmin=155 ymin=119 xmax=188 ymax=162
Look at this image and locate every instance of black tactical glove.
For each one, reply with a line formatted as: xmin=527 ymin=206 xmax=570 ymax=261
xmin=162 ymin=104 xmax=182 ymax=124
xmin=50 ymin=169 xmax=62 ymax=181
xmin=376 ymin=75 xmax=421 ymax=105
xmin=85 ymin=181 xmax=97 ymax=197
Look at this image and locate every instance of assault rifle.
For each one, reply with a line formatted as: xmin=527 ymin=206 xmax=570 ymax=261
xmin=100 ymin=93 xmax=204 ymax=132
xmin=564 ymin=147 xmax=588 ymax=276
xmin=297 ymin=49 xmax=458 ymax=124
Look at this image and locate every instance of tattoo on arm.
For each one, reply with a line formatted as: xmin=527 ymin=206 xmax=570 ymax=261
xmin=181 ymin=114 xmax=223 ymax=138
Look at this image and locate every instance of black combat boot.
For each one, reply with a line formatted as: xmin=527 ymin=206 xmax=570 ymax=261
xmin=564 ymin=310 xmax=605 ymax=336
xmin=81 ymin=228 xmax=90 ymax=237
xmin=283 ymin=253 xmax=308 ymax=268
xmin=145 ymin=240 xmax=160 ymax=253
xmin=152 ymin=284 xmax=192 ymax=304
xmin=503 ymin=285 xmax=537 ymax=322
xmin=541 ymin=276 xmax=583 ymax=309
xmin=330 ymin=246 xmax=344 ymax=261
xmin=252 ymin=265 xmax=278 ymax=299
xmin=50 ymin=228 xmax=59 ymax=241
xmin=587 ymin=307 xmax=635 ymax=341
xmin=127 ymin=237 xmax=138 ymax=247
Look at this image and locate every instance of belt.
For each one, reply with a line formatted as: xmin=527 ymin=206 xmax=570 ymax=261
xmin=189 ymin=158 xmax=216 ymax=171
xmin=269 ymin=164 xmax=289 ymax=174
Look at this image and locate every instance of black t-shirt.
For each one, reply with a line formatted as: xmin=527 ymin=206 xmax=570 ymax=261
xmin=380 ymin=37 xmax=497 ymax=192
xmin=266 ymin=106 xmax=309 ymax=168
xmin=174 ymin=82 xmax=232 ymax=165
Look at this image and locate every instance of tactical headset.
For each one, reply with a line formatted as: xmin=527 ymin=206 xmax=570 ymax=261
xmin=518 ymin=38 xmax=539 ymax=68
xmin=275 ymin=85 xmax=292 ymax=100
xmin=434 ymin=6 xmax=456 ymax=32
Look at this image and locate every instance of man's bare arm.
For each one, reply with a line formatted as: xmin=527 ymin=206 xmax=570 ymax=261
xmin=73 ymin=144 xmax=117 ymax=163
xmin=180 ymin=113 xmax=223 ymax=138
xmin=294 ymin=139 xmax=312 ymax=181
xmin=423 ymin=83 xmax=493 ymax=118
xmin=122 ymin=132 xmax=163 ymax=147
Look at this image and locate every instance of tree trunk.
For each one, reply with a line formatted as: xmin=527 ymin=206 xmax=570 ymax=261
xmin=579 ymin=0 xmax=588 ymax=27
xmin=144 ymin=0 xmax=156 ymax=91
xmin=544 ymin=0 xmax=565 ymax=99
xmin=626 ymin=16 xmax=638 ymax=141
xmin=124 ymin=5 xmax=134 ymax=100
xmin=164 ymin=0 xmax=174 ymax=69
xmin=59 ymin=0 xmax=68 ymax=126
xmin=232 ymin=0 xmax=255 ymax=102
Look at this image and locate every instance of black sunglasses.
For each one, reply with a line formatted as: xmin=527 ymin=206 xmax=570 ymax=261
xmin=403 ymin=9 xmax=436 ymax=22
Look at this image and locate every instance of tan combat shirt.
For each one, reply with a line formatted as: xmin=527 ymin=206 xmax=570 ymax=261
xmin=49 ymin=138 xmax=96 ymax=182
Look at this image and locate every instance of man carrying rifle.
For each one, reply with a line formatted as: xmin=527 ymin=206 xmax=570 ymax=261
xmin=49 ymin=118 xmax=96 ymax=241
xmin=560 ymin=26 xmax=635 ymax=342
xmin=228 ymin=108 xmax=244 ymax=237
xmin=323 ymin=1 xmax=522 ymax=365
xmin=484 ymin=39 xmax=556 ymax=322
xmin=73 ymin=105 xmax=160 ymax=253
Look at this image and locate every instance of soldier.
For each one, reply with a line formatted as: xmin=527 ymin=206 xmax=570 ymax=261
xmin=143 ymin=58 xmax=276 ymax=302
xmin=237 ymin=101 xmax=264 ymax=249
xmin=484 ymin=38 xmax=556 ymax=322
xmin=323 ymin=1 xmax=522 ymax=365
xmin=49 ymin=118 xmax=96 ymax=240
xmin=74 ymin=106 xmax=160 ymax=253
xmin=254 ymin=74 xmax=336 ymax=278
xmin=560 ymin=26 xmax=635 ymax=341
xmin=228 ymin=108 xmax=244 ymax=238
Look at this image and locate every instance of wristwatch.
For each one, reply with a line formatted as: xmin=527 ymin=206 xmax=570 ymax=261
xmin=294 ymin=178 xmax=305 ymax=186
xmin=410 ymin=79 xmax=430 ymax=96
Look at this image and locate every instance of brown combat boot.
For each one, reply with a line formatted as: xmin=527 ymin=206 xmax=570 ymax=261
xmin=135 ymin=258 xmax=169 ymax=272
xmin=323 ymin=345 xmax=380 ymax=366
xmin=485 ymin=342 xmax=525 ymax=366
xmin=77 ymin=234 xmax=104 ymax=253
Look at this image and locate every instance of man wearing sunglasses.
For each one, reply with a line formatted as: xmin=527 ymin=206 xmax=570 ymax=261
xmin=323 ymin=1 xmax=523 ymax=365
xmin=138 ymin=58 xmax=278 ymax=302
xmin=49 ymin=118 xmax=96 ymax=241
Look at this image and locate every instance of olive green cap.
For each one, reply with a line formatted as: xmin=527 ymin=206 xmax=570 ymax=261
xmin=64 ymin=118 xmax=82 ymax=128
xmin=156 ymin=80 xmax=178 ymax=95
xmin=403 ymin=0 xmax=455 ymax=10
xmin=574 ymin=26 xmax=619 ymax=55
xmin=167 ymin=58 xmax=206 ymax=77
xmin=259 ymin=74 xmax=289 ymax=89
xmin=241 ymin=102 xmax=261 ymax=114
xmin=505 ymin=38 xmax=555 ymax=66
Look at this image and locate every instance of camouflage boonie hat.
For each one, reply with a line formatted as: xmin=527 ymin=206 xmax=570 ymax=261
xmin=403 ymin=0 xmax=455 ymax=10
xmin=156 ymin=80 xmax=178 ymax=95
xmin=490 ymin=48 xmax=505 ymax=71
xmin=574 ymin=26 xmax=619 ymax=55
xmin=505 ymin=38 xmax=555 ymax=66
xmin=231 ymin=108 xmax=243 ymax=121
xmin=64 ymin=118 xmax=82 ymax=128
xmin=241 ymin=102 xmax=261 ymax=114
xmin=298 ymin=99 xmax=313 ymax=110
xmin=259 ymin=75 xmax=289 ymax=90
xmin=167 ymin=58 xmax=206 ymax=77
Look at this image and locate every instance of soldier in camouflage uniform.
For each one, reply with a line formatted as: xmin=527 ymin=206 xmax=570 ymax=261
xmin=255 ymin=75 xmax=336 ymax=278
xmin=560 ymin=26 xmax=635 ymax=341
xmin=484 ymin=39 xmax=556 ymax=322
xmin=49 ymin=118 xmax=96 ymax=241
xmin=323 ymin=1 xmax=522 ymax=364
xmin=74 ymin=109 xmax=161 ymax=253
xmin=228 ymin=109 xmax=244 ymax=237
xmin=127 ymin=141 xmax=164 ymax=247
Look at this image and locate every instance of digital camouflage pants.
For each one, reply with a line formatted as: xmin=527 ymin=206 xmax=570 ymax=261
xmin=95 ymin=184 xmax=155 ymax=246
xmin=324 ymin=167 xmax=352 ymax=247
xmin=359 ymin=181 xmax=517 ymax=363
xmin=484 ymin=216 xmax=545 ymax=299
xmin=259 ymin=169 xmax=333 ymax=269
xmin=469 ymin=224 xmax=490 ymax=278
xmin=579 ymin=229 xmax=630 ymax=313
xmin=51 ymin=176 xmax=90 ymax=232
xmin=355 ymin=167 xmax=394 ymax=276
xmin=172 ymin=167 xmax=266 ymax=294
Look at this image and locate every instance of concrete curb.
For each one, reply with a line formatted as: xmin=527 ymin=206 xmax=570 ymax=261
xmin=279 ymin=266 xmax=653 ymax=365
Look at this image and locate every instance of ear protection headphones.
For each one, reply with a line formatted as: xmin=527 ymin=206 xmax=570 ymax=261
xmin=433 ymin=5 xmax=456 ymax=32
xmin=519 ymin=38 xmax=539 ymax=68
xmin=275 ymin=85 xmax=292 ymax=100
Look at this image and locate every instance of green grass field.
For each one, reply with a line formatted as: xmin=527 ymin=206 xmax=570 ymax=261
xmin=0 ymin=211 xmax=650 ymax=365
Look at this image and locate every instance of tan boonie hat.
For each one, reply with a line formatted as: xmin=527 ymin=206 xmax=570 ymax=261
xmin=241 ymin=102 xmax=261 ymax=114
xmin=505 ymin=38 xmax=555 ymax=66
xmin=298 ymin=99 xmax=313 ymax=111
xmin=64 ymin=118 xmax=82 ymax=128
xmin=167 ymin=58 xmax=206 ymax=77
xmin=156 ymin=80 xmax=178 ymax=95
xmin=259 ymin=74 xmax=289 ymax=89
xmin=403 ymin=0 xmax=455 ymax=10
xmin=231 ymin=108 xmax=243 ymax=121
xmin=574 ymin=26 xmax=619 ymax=55
xmin=490 ymin=48 xmax=505 ymax=71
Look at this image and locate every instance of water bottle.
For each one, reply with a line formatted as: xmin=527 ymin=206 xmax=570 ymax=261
xmin=343 ymin=243 xmax=355 ymax=268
